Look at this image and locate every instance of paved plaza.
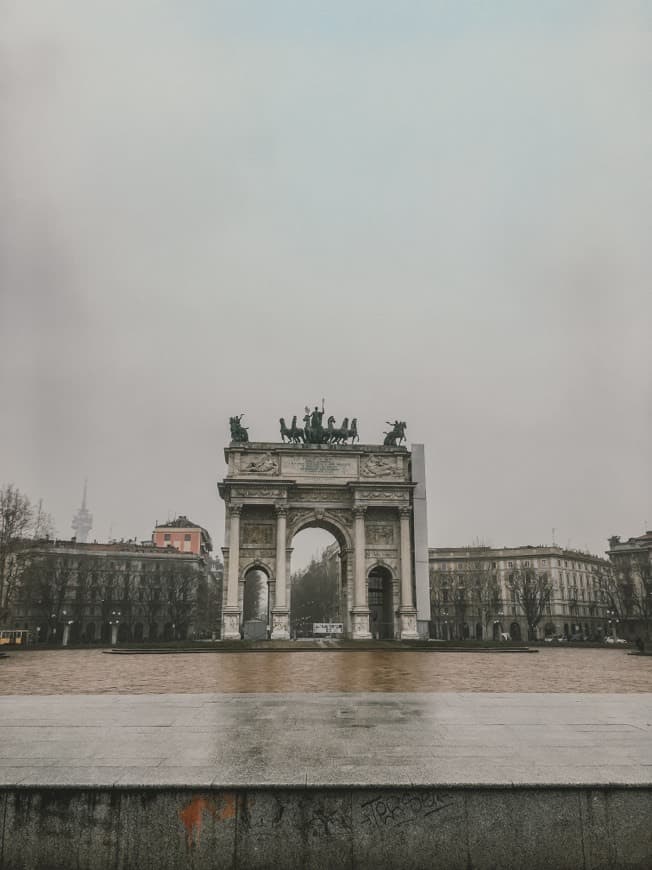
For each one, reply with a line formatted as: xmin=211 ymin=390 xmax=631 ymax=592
xmin=1 ymin=691 xmax=651 ymax=788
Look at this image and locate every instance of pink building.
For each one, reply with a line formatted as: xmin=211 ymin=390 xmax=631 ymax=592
xmin=152 ymin=516 xmax=212 ymax=557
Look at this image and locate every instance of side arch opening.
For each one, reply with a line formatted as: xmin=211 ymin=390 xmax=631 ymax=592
xmin=243 ymin=566 xmax=270 ymax=640
xmin=368 ymin=565 xmax=394 ymax=640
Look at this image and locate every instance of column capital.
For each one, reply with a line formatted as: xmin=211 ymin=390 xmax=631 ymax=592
xmin=398 ymin=506 xmax=412 ymax=519
xmin=228 ymin=503 xmax=243 ymax=518
xmin=353 ymin=505 xmax=367 ymax=519
xmin=275 ymin=503 xmax=288 ymax=518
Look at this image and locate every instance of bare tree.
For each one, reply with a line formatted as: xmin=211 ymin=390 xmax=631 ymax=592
xmin=599 ymin=553 xmax=652 ymax=640
xmin=140 ymin=563 xmax=164 ymax=639
xmin=195 ymin=558 xmax=224 ymax=638
xmin=164 ymin=563 xmax=198 ymax=640
xmin=0 ymin=484 xmax=54 ymax=623
xmin=467 ymin=559 xmax=501 ymax=639
xmin=508 ymin=568 xmax=552 ymax=641
xmin=20 ymin=553 xmax=74 ymax=642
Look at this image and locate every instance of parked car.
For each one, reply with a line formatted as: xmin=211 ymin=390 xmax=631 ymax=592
xmin=604 ymin=636 xmax=628 ymax=645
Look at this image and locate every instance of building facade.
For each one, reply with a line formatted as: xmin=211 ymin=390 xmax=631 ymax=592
xmin=10 ymin=536 xmax=218 ymax=645
xmin=429 ymin=545 xmax=614 ymax=641
xmin=606 ymin=531 xmax=652 ymax=640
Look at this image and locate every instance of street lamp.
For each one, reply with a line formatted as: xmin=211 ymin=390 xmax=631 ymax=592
xmin=442 ymin=607 xmax=449 ymax=640
xmin=606 ymin=608 xmax=618 ymax=640
xmin=108 ymin=609 xmax=121 ymax=646
xmin=61 ymin=610 xmax=74 ymax=647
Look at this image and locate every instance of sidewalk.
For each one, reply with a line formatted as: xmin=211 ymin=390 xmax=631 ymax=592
xmin=1 ymin=692 xmax=650 ymax=788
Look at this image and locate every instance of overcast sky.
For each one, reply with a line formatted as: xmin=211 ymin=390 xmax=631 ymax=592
xmin=1 ymin=1 xmax=650 ymax=569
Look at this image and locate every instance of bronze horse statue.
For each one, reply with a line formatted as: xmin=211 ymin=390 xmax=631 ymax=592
xmin=383 ymin=420 xmax=406 ymax=446
xmin=279 ymin=416 xmax=304 ymax=443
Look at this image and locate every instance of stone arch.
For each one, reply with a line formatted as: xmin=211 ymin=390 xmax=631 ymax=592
xmin=287 ymin=510 xmax=352 ymax=552
xmin=366 ymin=558 xmax=396 ymax=579
xmin=242 ymin=561 xmax=271 ymax=633
xmin=239 ymin=557 xmax=275 ymax=582
xmin=367 ymin=563 xmax=395 ymax=639
xmin=289 ymin=518 xmax=346 ymax=637
xmin=219 ymin=440 xmax=420 ymax=641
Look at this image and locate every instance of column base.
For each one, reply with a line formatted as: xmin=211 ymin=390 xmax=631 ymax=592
xmin=351 ymin=609 xmax=372 ymax=640
xmin=270 ymin=610 xmax=290 ymax=640
xmin=399 ymin=607 xmax=419 ymax=640
xmin=222 ymin=609 xmax=242 ymax=641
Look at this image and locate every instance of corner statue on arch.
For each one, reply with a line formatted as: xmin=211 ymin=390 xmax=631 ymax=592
xmin=219 ymin=406 xmax=427 ymax=642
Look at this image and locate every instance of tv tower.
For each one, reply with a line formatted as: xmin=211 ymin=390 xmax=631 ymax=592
xmin=71 ymin=480 xmax=93 ymax=543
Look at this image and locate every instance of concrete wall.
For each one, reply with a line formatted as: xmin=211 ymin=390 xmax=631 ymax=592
xmin=410 ymin=443 xmax=431 ymax=637
xmin=2 ymin=785 xmax=650 ymax=869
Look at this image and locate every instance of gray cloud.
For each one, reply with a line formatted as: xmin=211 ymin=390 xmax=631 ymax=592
xmin=1 ymin=2 xmax=650 ymax=565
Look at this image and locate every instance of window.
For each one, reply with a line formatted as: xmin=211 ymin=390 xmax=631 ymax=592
xmin=541 ymin=559 xmax=547 ymax=566
xmin=164 ymin=534 xmax=170 ymax=541
xmin=184 ymin=534 xmax=191 ymax=541
xmin=508 ymin=561 xmax=513 ymax=568
xmin=524 ymin=561 xmax=530 ymax=568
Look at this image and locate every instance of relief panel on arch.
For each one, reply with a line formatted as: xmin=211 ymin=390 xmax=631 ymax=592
xmin=241 ymin=524 xmax=275 ymax=546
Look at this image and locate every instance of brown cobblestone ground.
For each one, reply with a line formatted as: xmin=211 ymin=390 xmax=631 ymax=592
xmin=0 ymin=648 xmax=650 ymax=694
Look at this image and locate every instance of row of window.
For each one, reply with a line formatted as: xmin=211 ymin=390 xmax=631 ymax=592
xmin=433 ymin=557 xmax=604 ymax=572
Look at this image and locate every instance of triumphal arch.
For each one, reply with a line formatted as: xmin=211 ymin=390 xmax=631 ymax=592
xmin=218 ymin=412 xmax=422 ymax=641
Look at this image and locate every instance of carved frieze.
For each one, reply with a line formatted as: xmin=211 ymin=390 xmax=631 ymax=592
xmin=360 ymin=455 xmax=403 ymax=479
xmin=356 ymin=490 xmax=410 ymax=502
xmin=231 ymin=487 xmax=285 ymax=499
xmin=240 ymin=453 xmax=279 ymax=474
xmin=291 ymin=489 xmax=350 ymax=503
xmin=240 ymin=549 xmax=276 ymax=562
xmin=365 ymin=550 xmax=398 ymax=568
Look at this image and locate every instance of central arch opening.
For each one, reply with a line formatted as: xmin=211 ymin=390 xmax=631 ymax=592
xmin=290 ymin=527 xmax=342 ymax=638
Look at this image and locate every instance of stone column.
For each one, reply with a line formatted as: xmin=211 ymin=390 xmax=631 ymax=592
xmin=399 ymin=506 xmax=419 ymax=640
xmin=223 ymin=504 xmax=242 ymax=640
xmin=62 ymin=623 xmax=71 ymax=647
xmin=352 ymin=506 xmax=371 ymax=640
xmin=110 ymin=623 xmax=119 ymax=646
xmin=271 ymin=505 xmax=290 ymax=639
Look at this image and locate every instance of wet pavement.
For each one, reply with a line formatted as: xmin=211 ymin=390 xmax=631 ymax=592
xmin=1 ymin=692 xmax=651 ymax=787
xmin=0 ymin=647 xmax=650 ymax=694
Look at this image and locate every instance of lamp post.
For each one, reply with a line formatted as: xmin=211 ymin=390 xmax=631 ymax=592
xmin=61 ymin=610 xmax=74 ymax=647
xmin=109 ymin=609 xmax=121 ymax=646
xmin=606 ymin=608 xmax=618 ymax=640
xmin=494 ymin=609 xmax=504 ymax=641
xmin=442 ymin=607 xmax=449 ymax=640
xmin=50 ymin=613 xmax=57 ymax=645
